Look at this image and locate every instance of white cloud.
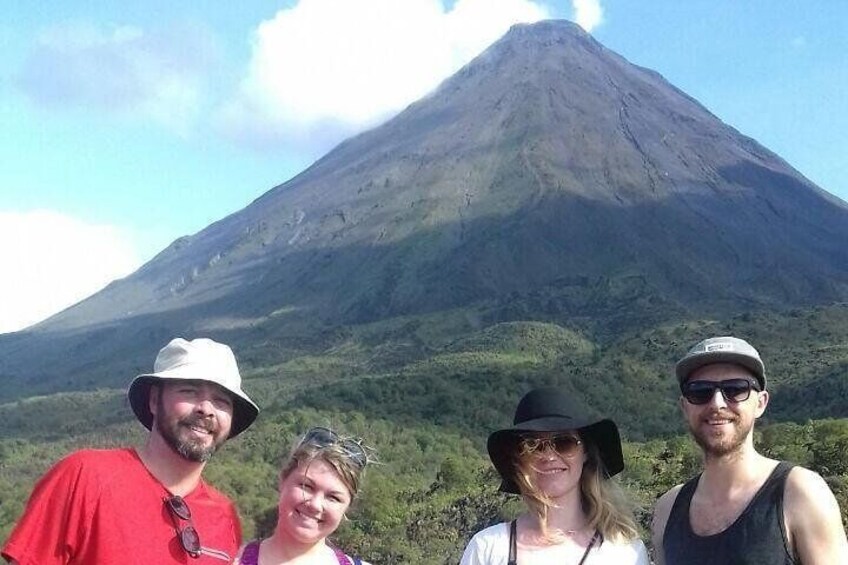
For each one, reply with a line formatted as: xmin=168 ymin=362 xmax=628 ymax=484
xmin=217 ymin=0 xmax=549 ymax=153
xmin=572 ymin=0 xmax=603 ymax=32
xmin=0 ymin=210 xmax=141 ymax=334
xmin=17 ymin=22 xmax=221 ymax=134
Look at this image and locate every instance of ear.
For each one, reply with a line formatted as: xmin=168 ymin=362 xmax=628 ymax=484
xmin=148 ymin=383 xmax=161 ymax=417
xmin=754 ymin=390 xmax=769 ymax=418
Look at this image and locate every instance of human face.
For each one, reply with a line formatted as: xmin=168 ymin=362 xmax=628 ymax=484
xmin=521 ymin=432 xmax=585 ymax=500
xmin=151 ymin=380 xmax=234 ymax=462
xmin=681 ymin=363 xmax=768 ymax=458
xmin=276 ymin=459 xmax=352 ymax=547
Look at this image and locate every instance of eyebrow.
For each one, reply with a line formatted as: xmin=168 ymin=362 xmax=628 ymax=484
xmin=298 ymin=474 xmax=349 ymax=496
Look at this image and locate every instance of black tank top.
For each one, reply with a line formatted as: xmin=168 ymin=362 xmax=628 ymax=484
xmin=663 ymin=461 xmax=797 ymax=565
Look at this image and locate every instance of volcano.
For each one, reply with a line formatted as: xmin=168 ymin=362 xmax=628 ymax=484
xmin=3 ymin=20 xmax=848 ymax=398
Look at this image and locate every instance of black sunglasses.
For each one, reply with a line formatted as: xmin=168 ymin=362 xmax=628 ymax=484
xmin=519 ymin=434 xmax=583 ymax=458
xmin=164 ymin=496 xmax=231 ymax=561
xmin=682 ymin=378 xmax=760 ymax=405
xmin=301 ymin=427 xmax=368 ymax=468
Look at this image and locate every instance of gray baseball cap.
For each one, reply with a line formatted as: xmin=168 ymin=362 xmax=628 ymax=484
xmin=675 ymin=336 xmax=766 ymax=390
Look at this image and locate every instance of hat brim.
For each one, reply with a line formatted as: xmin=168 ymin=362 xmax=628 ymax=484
xmin=676 ymin=352 xmax=766 ymax=390
xmin=128 ymin=371 xmax=258 ymax=439
xmin=487 ymin=416 xmax=623 ymax=494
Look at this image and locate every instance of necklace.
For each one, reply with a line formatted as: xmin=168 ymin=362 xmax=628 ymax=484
xmin=559 ymin=525 xmax=591 ymax=541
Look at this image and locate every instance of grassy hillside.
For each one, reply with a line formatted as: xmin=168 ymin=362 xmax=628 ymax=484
xmin=3 ymin=304 xmax=848 ymax=562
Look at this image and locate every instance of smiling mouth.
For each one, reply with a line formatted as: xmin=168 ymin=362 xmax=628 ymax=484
xmin=185 ymin=423 xmax=215 ymax=437
xmin=536 ymin=467 xmax=567 ymax=475
xmin=704 ymin=413 xmax=735 ymax=425
xmin=295 ymin=508 xmax=322 ymax=524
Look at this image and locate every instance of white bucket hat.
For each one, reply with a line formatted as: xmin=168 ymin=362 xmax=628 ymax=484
xmin=127 ymin=337 xmax=259 ymax=438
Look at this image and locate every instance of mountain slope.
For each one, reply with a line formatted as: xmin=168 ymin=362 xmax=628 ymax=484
xmin=3 ymin=19 xmax=848 ymax=397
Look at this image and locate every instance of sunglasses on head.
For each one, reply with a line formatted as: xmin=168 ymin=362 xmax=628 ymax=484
xmin=519 ymin=434 xmax=582 ymax=458
xmin=301 ymin=427 xmax=368 ymax=468
xmin=164 ymin=495 xmax=231 ymax=561
xmin=681 ymin=378 xmax=760 ymax=405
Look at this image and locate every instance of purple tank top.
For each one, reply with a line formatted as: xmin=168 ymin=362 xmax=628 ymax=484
xmin=239 ymin=540 xmax=356 ymax=564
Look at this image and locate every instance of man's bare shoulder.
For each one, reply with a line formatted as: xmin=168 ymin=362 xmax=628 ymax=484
xmin=783 ymin=465 xmax=841 ymax=521
xmin=650 ymin=484 xmax=685 ymax=565
xmin=784 ymin=466 xmax=848 ymax=565
xmin=654 ymin=484 xmax=685 ymax=521
xmin=786 ymin=465 xmax=831 ymax=491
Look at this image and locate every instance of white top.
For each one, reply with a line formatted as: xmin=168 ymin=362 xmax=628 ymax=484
xmin=460 ymin=522 xmax=650 ymax=565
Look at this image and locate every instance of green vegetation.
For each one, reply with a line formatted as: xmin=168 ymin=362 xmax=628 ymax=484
xmin=2 ymin=305 xmax=848 ymax=563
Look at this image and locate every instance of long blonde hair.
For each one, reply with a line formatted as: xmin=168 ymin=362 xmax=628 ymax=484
xmin=512 ymin=434 xmax=640 ymax=542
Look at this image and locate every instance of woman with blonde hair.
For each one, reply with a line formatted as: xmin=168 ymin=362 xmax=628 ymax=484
xmin=235 ymin=427 xmax=371 ymax=565
xmin=461 ymin=387 xmax=649 ymax=564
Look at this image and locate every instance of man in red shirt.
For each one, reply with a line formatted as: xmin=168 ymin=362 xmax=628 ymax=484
xmin=2 ymin=337 xmax=260 ymax=564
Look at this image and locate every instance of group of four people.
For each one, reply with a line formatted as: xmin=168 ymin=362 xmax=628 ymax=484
xmin=2 ymin=335 xmax=847 ymax=564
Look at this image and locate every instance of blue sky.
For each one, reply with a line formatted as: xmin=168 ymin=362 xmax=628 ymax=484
xmin=2 ymin=0 xmax=846 ymax=333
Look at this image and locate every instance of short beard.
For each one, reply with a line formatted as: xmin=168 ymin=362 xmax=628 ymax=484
xmin=156 ymin=394 xmax=224 ymax=463
xmin=689 ymin=414 xmax=751 ymax=458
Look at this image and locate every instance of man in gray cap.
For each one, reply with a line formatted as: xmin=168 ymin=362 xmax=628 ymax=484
xmin=651 ymin=336 xmax=847 ymax=565
xmin=2 ymin=337 xmax=259 ymax=564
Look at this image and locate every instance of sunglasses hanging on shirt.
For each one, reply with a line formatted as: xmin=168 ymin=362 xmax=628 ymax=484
xmin=164 ymin=495 xmax=231 ymax=561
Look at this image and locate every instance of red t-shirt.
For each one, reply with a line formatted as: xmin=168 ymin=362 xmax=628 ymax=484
xmin=2 ymin=448 xmax=242 ymax=564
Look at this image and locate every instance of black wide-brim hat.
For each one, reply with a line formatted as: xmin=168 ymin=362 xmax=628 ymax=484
xmin=487 ymin=387 xmax=624 ymax=494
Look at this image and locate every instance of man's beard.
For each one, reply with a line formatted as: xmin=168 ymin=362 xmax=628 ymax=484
xmin=156 ymin=396 xmax=226 ymax=462
xmin=689 ymin=411 xmax=752 ymax=458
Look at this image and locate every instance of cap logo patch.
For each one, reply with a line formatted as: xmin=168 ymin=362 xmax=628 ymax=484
xmin=706 ymin=343 xmax=734 ymax=352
